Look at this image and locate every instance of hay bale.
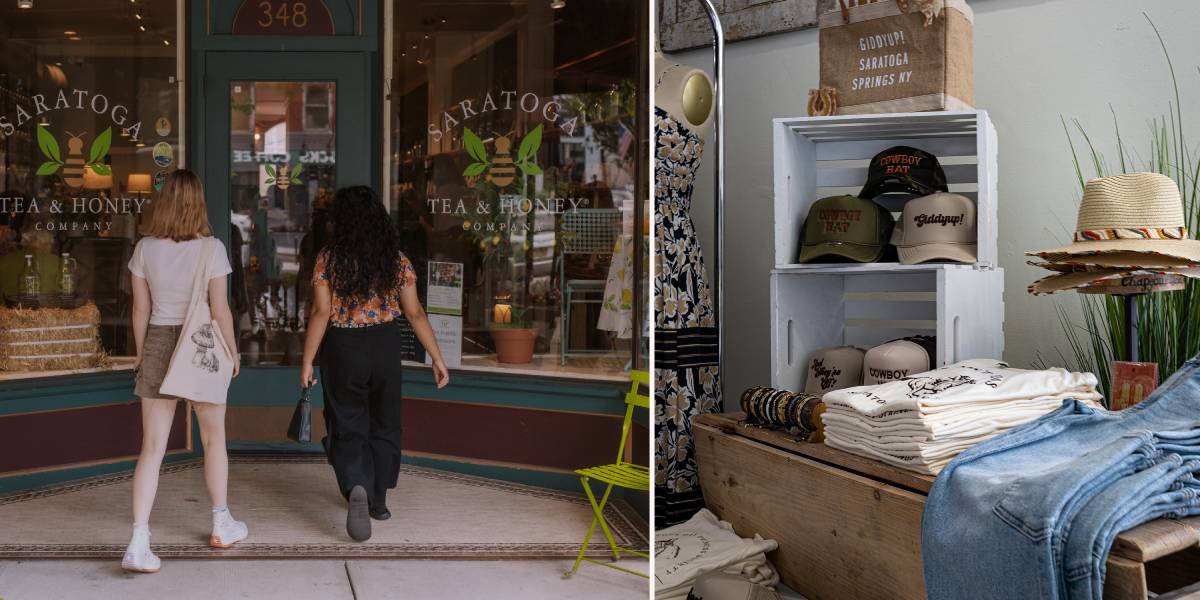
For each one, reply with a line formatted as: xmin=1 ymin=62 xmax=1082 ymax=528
xmin=0 ymin=304 xmax=106 ymax=372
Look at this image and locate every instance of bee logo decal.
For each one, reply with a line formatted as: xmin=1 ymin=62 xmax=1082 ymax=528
xmin=35 ymin=125 xmax=113 ymax=185
xmin=488 ymin=133 xmax=517 ymax=187
xmin=265 ymin=163 xmax=303 ymax=190
xmin=61 ymin=131 xmax=89 ymax=187
xmin=462 ymin=124 xmax=544 ymax=188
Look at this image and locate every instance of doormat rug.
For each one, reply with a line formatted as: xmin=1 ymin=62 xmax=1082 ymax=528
xmin=0 ymin=456 xmax=648 ymax=559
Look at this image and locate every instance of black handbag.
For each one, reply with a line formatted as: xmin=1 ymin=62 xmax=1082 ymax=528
xmin=287 ymin=387 xmax=313 ymax=443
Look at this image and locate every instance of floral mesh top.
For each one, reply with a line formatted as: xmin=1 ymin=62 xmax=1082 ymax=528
xmin=312 ymin=251 xmax=417 ymax=328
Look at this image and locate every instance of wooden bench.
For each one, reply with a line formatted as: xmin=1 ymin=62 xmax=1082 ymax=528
xmin=694 ymin=412 xmax=1200 ymax=600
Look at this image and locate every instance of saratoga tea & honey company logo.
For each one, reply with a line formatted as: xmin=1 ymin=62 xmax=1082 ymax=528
xmin=461 ymin=124 xmax=543 ymax=188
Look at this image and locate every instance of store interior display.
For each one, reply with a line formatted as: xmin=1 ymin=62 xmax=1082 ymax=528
xmin=740 ymin=386 xmax=825 ymax=442
xmin=821 ymin=359 xmax=1103 ymax=475
xmin=654 ymin=508 xmax=779 ymax=600
xmin=660 ymin=1 xmax=1200 ymax=598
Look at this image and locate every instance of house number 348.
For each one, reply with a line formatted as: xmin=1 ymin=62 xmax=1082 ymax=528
xmin=257 ymin=1 xmax=309 ymax=28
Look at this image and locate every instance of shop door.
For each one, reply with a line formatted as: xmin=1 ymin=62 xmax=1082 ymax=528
xmin=202 ymin=52 xmax=370 ymax=423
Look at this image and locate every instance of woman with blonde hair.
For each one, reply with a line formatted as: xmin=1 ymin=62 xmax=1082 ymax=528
xmin=122 ymin=169 xmax=247 ymax=572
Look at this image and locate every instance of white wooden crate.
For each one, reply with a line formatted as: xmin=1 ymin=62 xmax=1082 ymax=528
xmin=770 ymin=264 xmax=1005 ymax=391
xmin=772 ymin=110 xmax=998 ymax=268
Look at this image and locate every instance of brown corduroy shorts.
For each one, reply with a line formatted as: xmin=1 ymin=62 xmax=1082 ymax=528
xmin=134 ymin=324 xmax=184 ymax=401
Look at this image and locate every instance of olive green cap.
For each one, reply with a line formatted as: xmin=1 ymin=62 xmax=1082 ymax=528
xmin=797 ymin=195 xmax=895 ymax=263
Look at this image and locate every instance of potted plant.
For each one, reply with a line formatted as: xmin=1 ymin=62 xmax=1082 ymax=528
xmin=490 ymin=305 xmax=537 ymax=364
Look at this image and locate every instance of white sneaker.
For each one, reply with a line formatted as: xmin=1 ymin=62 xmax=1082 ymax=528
xmin=210 ymin=510 xmax=249 ymax=548
xmin=121 ymin=527 xmax=161 ymax=573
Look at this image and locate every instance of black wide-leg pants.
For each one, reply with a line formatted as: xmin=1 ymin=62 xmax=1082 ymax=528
xmin=319 ymin=320 xmax=404 ymax=506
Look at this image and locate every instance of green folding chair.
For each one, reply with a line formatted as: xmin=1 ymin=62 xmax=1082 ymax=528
xmin=566 ymin=369 xmax=651 ymax=579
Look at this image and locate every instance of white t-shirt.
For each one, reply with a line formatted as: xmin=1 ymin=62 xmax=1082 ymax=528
xmin=127 ymin=236 xmax=233 ymax=326
xmin=821 ymin=359 xmax=1101 ymax=419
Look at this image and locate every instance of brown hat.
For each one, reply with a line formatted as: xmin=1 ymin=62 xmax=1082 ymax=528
xmin=893 ymin=192 xmax=977 ymax=264
xmin=1028 ymin=267 xmax=1200 ymax=295
xmin=1029 ymin=252 xmax=1200 ymax=272
xmin=1028 ymin=173 xmax=1200 ymax=263
xmin=805 ymin=346 xmax=864 ymax=395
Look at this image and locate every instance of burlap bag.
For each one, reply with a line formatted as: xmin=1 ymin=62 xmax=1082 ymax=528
xmin=819 ymin=0 xmax=974 ymax=115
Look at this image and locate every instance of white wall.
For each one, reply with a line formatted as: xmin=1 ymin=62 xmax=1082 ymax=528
xmin=663 ymin=0 xmax=1200 ymax=400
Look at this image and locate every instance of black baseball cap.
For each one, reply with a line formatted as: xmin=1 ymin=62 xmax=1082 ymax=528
xmin=859 ymin=146 xmax=948 ymax=199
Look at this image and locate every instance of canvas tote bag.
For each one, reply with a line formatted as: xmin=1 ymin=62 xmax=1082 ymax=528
xmin=818 ymin=0 xmax=974 ymax=115
xmin=159 ymin=237 xmax=235 ymax=403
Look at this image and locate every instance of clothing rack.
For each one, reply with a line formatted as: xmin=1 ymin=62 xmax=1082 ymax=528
xmin=696 ymin=0 xmax=725 ymax=398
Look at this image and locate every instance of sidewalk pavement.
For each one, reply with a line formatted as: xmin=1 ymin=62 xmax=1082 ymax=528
xmin=0 ymin=558 xmax=650 ymax=600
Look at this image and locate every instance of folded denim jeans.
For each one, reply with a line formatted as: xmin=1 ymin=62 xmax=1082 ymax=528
xmin=1061 ymin=455 xmax=1199 ymax=600
xmin=1076 ymin=481 xmax=1200 ymax=600
xmin=923 ymin=358 xmax=1200 ymax=600
xmin=1082 ymin=480 xmax=1200 ymax=600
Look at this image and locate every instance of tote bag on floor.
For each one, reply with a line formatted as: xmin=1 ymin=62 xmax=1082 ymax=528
xmin=159 ymin=237 xmax=235 ymax=403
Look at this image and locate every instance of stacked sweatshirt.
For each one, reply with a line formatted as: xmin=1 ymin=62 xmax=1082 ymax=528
xmin=820 ymin=359 xmax=1103 ymax=475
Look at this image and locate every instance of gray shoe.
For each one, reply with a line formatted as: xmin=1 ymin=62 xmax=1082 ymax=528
xmin=347 ymin=485 xmax=371 ymax=542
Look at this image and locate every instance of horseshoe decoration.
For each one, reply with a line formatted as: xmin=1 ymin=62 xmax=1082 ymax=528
xmin=807 ymin=87 xmax=839 ymax=117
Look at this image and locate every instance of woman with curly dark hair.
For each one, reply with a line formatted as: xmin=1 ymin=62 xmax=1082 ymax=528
xmin=300 ymin=185 xmax=449 ymax=542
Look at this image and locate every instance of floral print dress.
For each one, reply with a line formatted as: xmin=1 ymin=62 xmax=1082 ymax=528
xmin=654 ymin=106 xmax=721 ymax=529
xmin=312 ymin=251 xmax=418 ymax=327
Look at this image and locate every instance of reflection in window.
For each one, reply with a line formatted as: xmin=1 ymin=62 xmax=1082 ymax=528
xmin=389 ymin=0 xmax=646 ymax=377
xmin=0 ymin=1 xmax=178 ymax=373
xmin=229 ymin=81 xmax=337 ymax=367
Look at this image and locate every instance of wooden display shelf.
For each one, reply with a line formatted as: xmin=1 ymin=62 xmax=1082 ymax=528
xmin=694 ymin=412 xmax=1200 ymax=600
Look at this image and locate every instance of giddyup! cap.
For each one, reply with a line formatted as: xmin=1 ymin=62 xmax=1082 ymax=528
xmin=860 ymin=146 xmax=949 ymax=200
xmin=893 ymin=192 xmax=978 ymax=264
xmin=804 ymin=346 xmax=864 ymax=395
xmin=797 ymin=195 xmax=895 ymax=263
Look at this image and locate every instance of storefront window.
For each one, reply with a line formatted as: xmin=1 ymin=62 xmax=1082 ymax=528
xmin=0 ymin=1 xmax=180 ymax=375
xmin=389 ymin=0 xmax=647 ymax=377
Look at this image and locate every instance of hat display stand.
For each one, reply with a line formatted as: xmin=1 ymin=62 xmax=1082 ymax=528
xmin=1080 ymin=282 xmax=1177 ymax=362
xmin=768 ymin=111 xmax=1004 ymax=391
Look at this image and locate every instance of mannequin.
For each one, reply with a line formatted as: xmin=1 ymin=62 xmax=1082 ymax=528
xmin=654 ymin=50 xmax=715 ymax=139
xmin=653 ymin=48 xmax=722 ymax=529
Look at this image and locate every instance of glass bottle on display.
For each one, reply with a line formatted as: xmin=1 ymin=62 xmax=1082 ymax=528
xmin=59 ymin=252 xmax=76 ymax=296
xmin=19 ymin=254 xmax=39 ymax=297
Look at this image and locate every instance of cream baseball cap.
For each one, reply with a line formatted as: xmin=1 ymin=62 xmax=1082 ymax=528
xmin=863 ymin=339 xmax=933 ymax=385
xmin=893 ymin=192 xmax=978 ymax=264
xmin=804 ymin=346 xmax=864 ymax=394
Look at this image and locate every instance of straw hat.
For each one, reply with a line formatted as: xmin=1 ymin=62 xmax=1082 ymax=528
xmin=1027 ymin=173 xmax=1200 ymax=263
xmin=1028 ymin=251 xmax=1200 ymax=272
xmin=1028 ymin=267 xmax=1200 ymax=295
